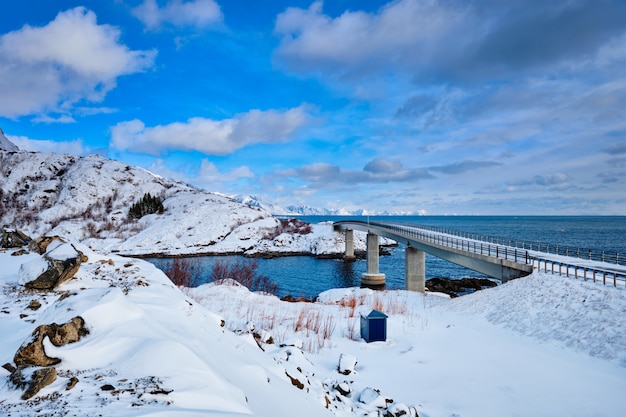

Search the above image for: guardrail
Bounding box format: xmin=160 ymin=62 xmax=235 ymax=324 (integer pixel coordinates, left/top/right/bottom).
xmin=531 ymin=256 xmax=626 ymax=288
xmin=368 ymin=221 xmax=531 ymax=264
xmin=391 ymin=223 xmax=623 ymax=265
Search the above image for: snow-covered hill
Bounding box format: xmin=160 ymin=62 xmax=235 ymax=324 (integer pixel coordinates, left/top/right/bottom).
xmin=1 ymin=242 xmax=624 ymax=417
xmin=0 ymin=138 xmax=368 ymax=257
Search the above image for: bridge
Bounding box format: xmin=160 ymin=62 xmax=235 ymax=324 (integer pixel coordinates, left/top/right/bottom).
xmin=333 ymin=220 xmax=626 ymax=292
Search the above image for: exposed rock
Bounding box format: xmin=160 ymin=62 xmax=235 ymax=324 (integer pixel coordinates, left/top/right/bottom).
xmin=20 ymin=243 xmax=87 ymax=290
xmin=333 ymin=381 xmax=351 ymax=396
xmin=101 ymin=384 xmax=115 ymax=391
xmin=285 ymin=371 xmax=304 ymax=389
xmin=28 ymin=236 xmax=65 ymax=255
xmin=14 ymin=316 xmax=89 ymax=367
xmin=0 ymin=228 xmax=31 ymax=248
xmin=426 ymin=277 xmax=497 ymax=298
xmin=27 ymin=300 xmax=42 ymax=310
xmin=358 ymin=387 xmax=392 ymax=409
xmin=338 ymin=353 xmax=357 ymax=375
xmin=2 ymin=362 xmax=16 ymax=373
xmin=9 ymin=366 xmax=57 ymax=400
xmin=66 ymin=376 xmax=79 ymax=390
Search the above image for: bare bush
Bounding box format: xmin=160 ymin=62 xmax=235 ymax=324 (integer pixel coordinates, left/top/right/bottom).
xmin=164 ymin=257 xmax=204 ymax=287
xmin=212 ymin=258 xmax=279 ymax=295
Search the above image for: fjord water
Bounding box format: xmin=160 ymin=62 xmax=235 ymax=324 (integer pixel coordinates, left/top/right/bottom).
xmin=151 ymin=216 xmax=626 ymax=299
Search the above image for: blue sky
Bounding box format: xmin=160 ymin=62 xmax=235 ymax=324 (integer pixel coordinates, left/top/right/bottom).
xmin=1 ymin=0 xmax=625 ymax=215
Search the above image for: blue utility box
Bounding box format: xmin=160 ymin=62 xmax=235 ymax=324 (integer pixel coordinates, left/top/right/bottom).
xmin=360 ymin=310 xmax=388 ymax=342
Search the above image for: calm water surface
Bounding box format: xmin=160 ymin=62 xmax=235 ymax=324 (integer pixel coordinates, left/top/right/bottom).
xmin=148 ymin=216 xmax=626 ymax=298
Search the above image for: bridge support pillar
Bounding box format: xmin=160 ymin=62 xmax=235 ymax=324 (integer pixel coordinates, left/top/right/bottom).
xmin=343 ymin=229 xmax=356 ymax=262
xmin=405 ymin=246 xmax=425 ymax=292
xmin=362 ymin=233 xmax=385 ymax=287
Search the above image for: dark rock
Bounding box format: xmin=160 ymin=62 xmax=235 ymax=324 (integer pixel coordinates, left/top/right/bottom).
xmin=22 ymin=243 xmax=87 ymax=290
xmin=10 ymin=366 xmax=57 ymax=400
xmin=1 ymin=228 xmax=31 ymax=248
xmin=101 ymin=384 xmax=116 ymax=391
xmin=27 ymin=300 xmax=42 ymax=310
xmin=28 ymin=236 xmax=65 ymax=255
xmin=2 ymin=362 xmax=16 ymax=373
xmin=426 ymin=277 xmax=497 ymax=298
xmin=14 ymin=316 xmax=89 ymax=367
xmin=66 ymin=376 xmax=79 ymax=390
xmin=285 ymin=371 xmax=304 ymax=390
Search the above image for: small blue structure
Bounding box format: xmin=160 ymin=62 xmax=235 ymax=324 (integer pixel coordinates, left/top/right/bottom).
xmin=360 ymin=310 xmax=388 ymax=342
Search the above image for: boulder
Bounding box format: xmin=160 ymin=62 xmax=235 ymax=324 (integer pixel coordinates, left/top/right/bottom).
xmin=19 ymin=243 xmax=87 ymax=290
xmin=28 ymin=236 xmax=65 ymax=255
xmin=338 ymin=353 xmax=357 ymax=375
xmin=426 ymin=277 xmax=497 ymax=297
xmin=9 ymin=366 xmax=57 ymax=400
xmin=0 ymin=228 xmax=31 ymax=248
xmin=14 ymin=316 xmax=89 ymax=367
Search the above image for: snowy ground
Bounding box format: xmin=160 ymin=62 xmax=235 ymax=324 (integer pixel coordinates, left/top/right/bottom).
xmin=1 ymin=244 xmax=625 ymax=417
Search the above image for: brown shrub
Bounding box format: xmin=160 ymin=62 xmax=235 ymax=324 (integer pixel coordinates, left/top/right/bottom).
xmin=212 ymin=258 xmax=279 ymax=295
xmin=164 ymin=257 xmax=204 ymax=287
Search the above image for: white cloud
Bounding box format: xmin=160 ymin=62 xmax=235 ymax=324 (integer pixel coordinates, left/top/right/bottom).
xmin=132 ymin=0 xmax=222 ymax=30
xmin=0 ymin=7 xmax=155 ymax=118
xmin=277 ymin=158 xmax=433 ymax=186
xmin=147 ymin=158 xmax=253 ymax=192
xmin=110 ymin=105 xmax=313 ymax=155
xmin=7 ymin=135 xmax=88 ymax=155
xmin=274 ymin=0 xmax=467 ymax=76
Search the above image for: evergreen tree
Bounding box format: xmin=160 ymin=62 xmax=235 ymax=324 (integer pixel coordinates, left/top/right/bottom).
xmin=129 ymin=193 xmax=164 ymax=219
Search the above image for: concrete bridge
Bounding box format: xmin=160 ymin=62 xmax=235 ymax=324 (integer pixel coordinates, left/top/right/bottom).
xmin=333 ymin=220 xmax=534 ymax=292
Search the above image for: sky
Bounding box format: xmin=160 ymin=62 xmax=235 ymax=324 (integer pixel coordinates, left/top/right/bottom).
xmin=0 ymin=0 xmax=625 ymax=215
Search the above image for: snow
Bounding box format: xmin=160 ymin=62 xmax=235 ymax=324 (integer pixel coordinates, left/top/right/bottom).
xmin=2 ymin=238 xmax=626 ymax=416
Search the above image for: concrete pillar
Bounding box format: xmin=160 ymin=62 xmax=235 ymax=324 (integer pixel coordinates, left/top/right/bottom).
xmin=405 ymin=246 xmax=425 ymax=292
xmin=343 ymin=229 xmax=356 ymax=262
xmin=362 ymin=233 xmax=385 ymax=287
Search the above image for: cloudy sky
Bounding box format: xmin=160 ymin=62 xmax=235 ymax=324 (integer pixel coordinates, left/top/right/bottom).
xmin=1 ymin=0 xmax=625 ymax=215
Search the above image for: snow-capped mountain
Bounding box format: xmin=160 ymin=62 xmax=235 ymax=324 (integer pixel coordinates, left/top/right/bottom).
xmin=0 ymin=135 xmax=369 ymax=257
xmin=232 ymin=195 xmax=429 ymax=217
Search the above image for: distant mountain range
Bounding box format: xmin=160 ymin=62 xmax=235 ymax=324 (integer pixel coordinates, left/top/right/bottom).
xmin=231 ymin=195 xmax=428 ymax=217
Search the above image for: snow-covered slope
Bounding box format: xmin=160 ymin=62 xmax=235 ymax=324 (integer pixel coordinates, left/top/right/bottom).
xmin=0 ymin=146 xmax=364 ymax=257
xmin=0 ymin=129 xmax=18 ymax=152
xmin=3 ymin=244 xmax=624 ymax=417
xmin=0 ymin=245 xmax=332 ymax=416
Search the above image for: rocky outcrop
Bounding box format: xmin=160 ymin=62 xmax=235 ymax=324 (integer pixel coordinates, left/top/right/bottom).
xmin=9 ymin=366 xmax=57 ymax=400
xmin=14 ymin=316 xmax=89 ymax=367
xmin=20 ymin=242 xmax=87 ymax=290
xmin=28 ymin=236 xmax=66 ymax=255
xmin=426 ymin=277 xmax=497 ymax=297
xmin=7 ymin=316 xmax=88 ymax=400
xmin=0 ymin=228 xmax=31 ymax=248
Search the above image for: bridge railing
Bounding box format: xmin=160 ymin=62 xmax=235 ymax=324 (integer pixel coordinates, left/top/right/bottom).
xmin=531 ymin=256 xmax=626 ymax=288
xmin=365 ymin=221 xmax=626 ymax=288
xmin=386 ymin=223 xmax=623 ymax=265
xmin=371 ymin=221 xmax=531 ymax=265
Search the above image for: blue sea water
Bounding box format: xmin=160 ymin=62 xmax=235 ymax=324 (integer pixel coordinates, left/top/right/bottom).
xmin=149 ymin=216 xmax=626 ymax=299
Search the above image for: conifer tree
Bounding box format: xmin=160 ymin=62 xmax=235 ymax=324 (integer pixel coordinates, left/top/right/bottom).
xmin=129 ymin=193 xmax=164 ymax=219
